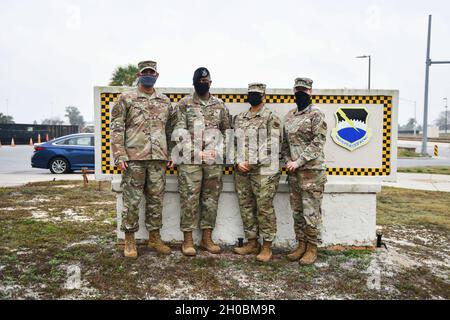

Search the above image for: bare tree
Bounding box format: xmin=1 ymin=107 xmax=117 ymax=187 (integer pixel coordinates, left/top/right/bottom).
xmin=41 ymin=117 xmax=64 ymax=125
xmin=434 ymin=111 xmax=449 ymax=130
xmin=65 ymin=106 xmax=85 ymax=127
xmin=0 ymin=112 xmax=14 ymax=124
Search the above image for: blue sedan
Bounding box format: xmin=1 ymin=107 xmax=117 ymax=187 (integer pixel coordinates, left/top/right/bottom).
xmin=31 ymin=133 xmax=95 ymax=174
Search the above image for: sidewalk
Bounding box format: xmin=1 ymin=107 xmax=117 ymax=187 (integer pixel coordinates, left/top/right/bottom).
xmin=383 ymin=173 xmax=450 ymax=192
xmin=0 ymin=173 xmax=95 ymax=187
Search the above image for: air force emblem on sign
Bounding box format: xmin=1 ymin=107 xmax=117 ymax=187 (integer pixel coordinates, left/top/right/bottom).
xmin=331 ymin=107 xmax=371 ymax=151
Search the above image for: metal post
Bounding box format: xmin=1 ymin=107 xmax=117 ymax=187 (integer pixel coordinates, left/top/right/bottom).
xmin=421 ymin=15 xmax=450 ymax=152
xmin=421 ymin=15 xmax=432 ymax=155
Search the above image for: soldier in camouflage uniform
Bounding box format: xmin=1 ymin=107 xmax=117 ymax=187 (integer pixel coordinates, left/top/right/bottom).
xmin=172 ymin=67 xmax=231 ymax=257
xmin=111 ymin=60 xmax=173 ymax=258
xmin=233 ymin=83 xmax=281 ymax=262
xmin=282 ymin=77 xmax=327 ymax=265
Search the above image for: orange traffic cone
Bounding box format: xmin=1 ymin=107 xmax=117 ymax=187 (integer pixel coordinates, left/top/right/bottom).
xmin=45 ymin=134 xmax=49 ymax=142
xmin=29 ymin=138 xmax=34 ymax=146
xmin=11 ymin=138 xmax=16 ymax=147
xmin=38 ymin=134 xmax=41 ymax=144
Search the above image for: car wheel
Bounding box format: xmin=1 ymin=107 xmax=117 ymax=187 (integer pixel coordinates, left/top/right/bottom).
xmin=49 ymin=158 xmax=70 ymax=174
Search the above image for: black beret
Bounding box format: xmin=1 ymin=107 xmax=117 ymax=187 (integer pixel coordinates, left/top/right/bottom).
xmin=193 ymin=67 xmax=210 ymax=83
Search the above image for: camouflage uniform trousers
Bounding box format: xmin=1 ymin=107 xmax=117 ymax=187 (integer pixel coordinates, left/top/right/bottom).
xmin=288 ymin=169 xmax=327 ymax=246
xmin=177 ymin=164 xmax=223 ymax=231
xmin=120 ymin=160 xmax=166 ymax=233
xmin=235 ymin=166 xmax=280 ymax=242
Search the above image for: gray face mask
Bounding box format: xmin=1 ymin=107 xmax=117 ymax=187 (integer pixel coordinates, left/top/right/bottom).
xmin=139 ymin=75 xmax=157 ymax=88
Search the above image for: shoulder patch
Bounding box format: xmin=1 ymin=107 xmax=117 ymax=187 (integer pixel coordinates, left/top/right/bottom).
xmin=111 ymin=102 xmax=123 ymax=118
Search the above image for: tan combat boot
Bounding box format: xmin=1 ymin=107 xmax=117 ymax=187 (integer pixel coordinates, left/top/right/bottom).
xmin=200 ymin=229 xmax=221 ymax=254
xmin=287 ymin=241 xmax=307 ymax=262
xmin=256 ymin=240 xmax=272 ymax=262
xmin=124 ymin=232 xmax=138 ymax=259
xmin=182 ymin=231 xmax=196 ymax=257
xmin=148 ymin=230 xmax=171 ymax=255
xmin=299 ymin=242 xmax=318 ymax=265
xmin=233 ymin=239 xmax=259 ymax=255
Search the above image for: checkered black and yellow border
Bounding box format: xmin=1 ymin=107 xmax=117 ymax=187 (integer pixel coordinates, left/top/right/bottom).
xmin=100 ymin=93 xmax=392 ymax=176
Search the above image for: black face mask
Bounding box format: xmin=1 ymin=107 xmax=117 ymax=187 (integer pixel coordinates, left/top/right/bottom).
xmin=194 ymin=82 xmax=210 ymax=96
xmin=295 ymin=91 xmax=311 ymax=111
xmin=247 ymin=92 xmax=263 ymax=107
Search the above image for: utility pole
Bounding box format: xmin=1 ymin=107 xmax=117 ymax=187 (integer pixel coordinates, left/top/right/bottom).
xmin=421 ymin=15 xmax=450 ymax=154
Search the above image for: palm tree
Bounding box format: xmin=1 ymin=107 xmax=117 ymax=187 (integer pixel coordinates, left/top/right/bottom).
xmin=109 ymin=64 xmax=138 ymax=86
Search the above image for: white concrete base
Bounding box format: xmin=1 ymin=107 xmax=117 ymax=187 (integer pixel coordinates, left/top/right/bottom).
xmin=113 ymin=177 xmax=380 ymax=248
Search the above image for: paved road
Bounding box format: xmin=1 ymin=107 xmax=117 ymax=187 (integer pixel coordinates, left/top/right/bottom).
xmin=398 ymin=140 xmax=450 ymax=157
xmin=398 ymin=139 xmax=450 ymax=167
xmin=0 ymin=145 xmax=91 ymax=187
xmin=398 ymin=158 xmax=450 ymax=167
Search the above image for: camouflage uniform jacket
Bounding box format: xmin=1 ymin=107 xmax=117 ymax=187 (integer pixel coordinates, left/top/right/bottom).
xmin=173 ymin=93 xmax=231 ymax=162
xmin=282 ymin=104 xmax=327 ymax=170
xmin=110 ymin=88 xmax=172 ymax=165
xmin=233 ymin=106 xmax=281 ymax=166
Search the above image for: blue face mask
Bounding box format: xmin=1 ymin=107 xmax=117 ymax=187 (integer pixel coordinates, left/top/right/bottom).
xmin=139 ymin=75 xmax=157 ymax=88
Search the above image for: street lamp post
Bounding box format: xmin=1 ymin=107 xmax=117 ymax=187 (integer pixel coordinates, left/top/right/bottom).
xmin=414 ymin=100 xmax=417 ymax=136
xmin=356 ymin=55 xmax=371 ymax=90
xmin=445 ymin=97 xmax=448 ymax=134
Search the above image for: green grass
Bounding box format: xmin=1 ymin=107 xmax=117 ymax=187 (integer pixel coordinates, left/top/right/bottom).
xmin=377 ymin=187 xmax=450 ymax=229
xmin=398 ymin=166 xmax=450 ymax=175
xmin=397 ymin=149 xmax=426 ymax=158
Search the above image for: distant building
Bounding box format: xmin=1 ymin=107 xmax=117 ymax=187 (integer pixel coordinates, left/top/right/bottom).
xmin=81 ymin=121 xmax=94 ymax=133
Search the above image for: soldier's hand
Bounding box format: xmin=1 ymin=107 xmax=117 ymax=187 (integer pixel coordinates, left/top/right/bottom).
xmin=207 ymin=150 xmax=217 ymax=159
xmin=119 ymin=161 xmax=129 ymax=170
xmin=167 ymin=160 xmax=174 ymax=169
xmin=200 ymin=150 xmax=216 ymax=160
xmin=237 ymin=162 xmax=250 ymax=173
xmin=286 ymin=160 xmax=299 ymax=172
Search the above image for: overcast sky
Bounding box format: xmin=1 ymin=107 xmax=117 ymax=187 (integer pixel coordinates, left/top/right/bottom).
xmin=0 ymin=0 xmax=449 ymax=126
